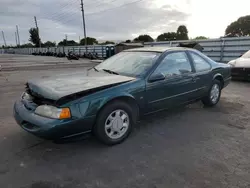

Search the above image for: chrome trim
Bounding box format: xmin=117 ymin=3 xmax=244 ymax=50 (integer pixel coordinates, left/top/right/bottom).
xmin=224 ymin=77 xmax=231 ymax=82
xmin=149 ymin=86 xmax=206 ymax=104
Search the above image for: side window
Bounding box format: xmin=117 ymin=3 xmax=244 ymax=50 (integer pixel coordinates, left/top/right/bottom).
xmin=190 ymin=52 xmax=211 ymax=72
xmin=153 ymin=52 xmax=192 ymax=78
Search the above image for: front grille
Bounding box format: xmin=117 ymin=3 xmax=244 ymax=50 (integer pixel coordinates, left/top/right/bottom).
xmin=21 ymin=121 xmax=39 ymax=130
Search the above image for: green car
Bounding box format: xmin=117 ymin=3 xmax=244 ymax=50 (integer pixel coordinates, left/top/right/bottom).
xmin=13 ymin=47 xmax=231 ymax=145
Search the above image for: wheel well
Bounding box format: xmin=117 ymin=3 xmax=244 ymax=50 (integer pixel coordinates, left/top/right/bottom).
xmin=214 ymin=75 xmax=224 ymax=88
xmin=98 ymin=96 xmax=140 ymax=122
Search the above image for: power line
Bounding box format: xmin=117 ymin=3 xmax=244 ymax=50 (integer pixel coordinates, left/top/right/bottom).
xmin=84 ymin=0 xmax=102 ymax=6
xmin=40 ymin=1 xmax=79 ymax=20
xmin=85 ymin=0 xmax=120 ymax=8
xmin=38 ymin=16 xmax=82 ymax=30
xmin=85 ymin=0 xmax=145 ymax=16
xmin=33 ymin=0 xmax=128 ymax=27
xmin=1 ymin=0 xmax=146 ymax=43
xmin=39 ymin=11 xmax=80 ymax=25
xmin=36 ymin=0 xmax=122 ymax=22
xmin=32 ymin=0 xmax=79 ymax=18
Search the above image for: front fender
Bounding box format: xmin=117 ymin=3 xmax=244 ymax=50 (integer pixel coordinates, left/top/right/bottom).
xmin=213 ymin=73 xmax=223 ymax=80
xmin=84 ymin=92 xmax=136 ymax=117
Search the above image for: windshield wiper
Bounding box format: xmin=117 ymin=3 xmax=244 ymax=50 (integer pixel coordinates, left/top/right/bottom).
xmin=102 ymin=69 xmax=119 ymax=75
xmin=87 ymin=66 xmax=99 ymax=72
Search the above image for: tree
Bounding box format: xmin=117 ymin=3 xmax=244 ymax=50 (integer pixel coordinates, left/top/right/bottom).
xmin=80 ymin=37 xmax=98 ymax=45
xmin=225 ymin=15 xmax=250 ymax=37
xmin=29 ymin=28 xmax=40 ymax=47
xmin=156 ymin=25 xmax=189 ymax=42
xmin=194 ymin=36 xmax=208 ymax=40
xmin=99 ymin=41 xmax=115 ymax=45
xmin=176 ymin=25 xmax=189 ymax=40
xmin=157 ymin=32 xmax=177 ymax=41
xmin=125 ymin=40 xmax=131 ymax=43
xmin=20 ymin=43 xmax=34 ymax=48
xmin=43 ymin=41 xmax=56 ymax=47
xmin=58 ymin=39 xmax=78 ymax=46
xmin=133 ymin=35 xmax=154 ymax=42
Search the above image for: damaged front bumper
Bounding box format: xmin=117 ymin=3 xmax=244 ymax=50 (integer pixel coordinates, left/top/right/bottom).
xmin=13 ymin=100 xmax=95 ymax=140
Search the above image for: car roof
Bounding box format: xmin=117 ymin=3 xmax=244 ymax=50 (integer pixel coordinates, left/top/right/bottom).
xmin=124 ymin=46 xmax=189 ymax=53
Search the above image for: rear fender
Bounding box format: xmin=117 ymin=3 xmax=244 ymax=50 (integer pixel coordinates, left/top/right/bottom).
xmin=213 ymin=73 xmax=224 ymax=88
xmin=213 ymin=73 xmax=223 ymax=80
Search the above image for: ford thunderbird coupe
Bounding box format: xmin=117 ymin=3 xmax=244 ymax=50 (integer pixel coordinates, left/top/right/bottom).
xmin=14 ymin=47 xmax=231 ymax=145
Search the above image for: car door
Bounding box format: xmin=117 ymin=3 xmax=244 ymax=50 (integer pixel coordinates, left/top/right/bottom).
xmin=187 ymin=51 xmax=213 ymax=97
xmin=145 ymin=51 xmax=198 ymax=113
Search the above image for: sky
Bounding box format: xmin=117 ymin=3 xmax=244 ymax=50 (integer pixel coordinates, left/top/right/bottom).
xmin=0 ymin=0 xmax=250 ymax=46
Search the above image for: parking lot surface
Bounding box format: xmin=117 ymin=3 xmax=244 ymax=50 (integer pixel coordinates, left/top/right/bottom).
xmin=0 ymin=54 xmax=96 ymax=71
xmin=0 ymin=57 xmax=250 ymax=188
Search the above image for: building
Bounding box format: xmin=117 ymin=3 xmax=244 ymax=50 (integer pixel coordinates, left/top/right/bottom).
xmin=115 ymin=43 xmax=144 ymax=53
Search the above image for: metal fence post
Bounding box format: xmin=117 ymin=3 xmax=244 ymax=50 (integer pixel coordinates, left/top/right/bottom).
xmin=220 ymin=39 xmax=225 ymax=62
xmin=102 ymin=46 xmax=104 ymax=58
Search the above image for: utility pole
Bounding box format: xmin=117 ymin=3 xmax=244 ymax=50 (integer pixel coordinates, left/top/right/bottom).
xmin=34 ymin=16 xmax=41 ymax=48
xmin=80 ymin=0 xmax=87 ymax=51
xmin=16 ymin=25 xmax=20 ymax=46
xmin=15 ymin=32 xmax=18 ymax=46
xmin=65 ymin=34 xmax=67 ymax=45
xmin=1 ymin=31 xmax=7 ymax=46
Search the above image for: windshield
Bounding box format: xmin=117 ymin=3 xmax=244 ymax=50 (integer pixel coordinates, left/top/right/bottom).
xmin=95 ymin=51 xmax=161 ymax=77
xmin=242 ymin=50 xmax=250 ymax=58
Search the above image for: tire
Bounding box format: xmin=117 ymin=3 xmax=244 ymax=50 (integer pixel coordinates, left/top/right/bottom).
xmin=94 ymin=100 xmax=135 ymax=145
xmin=202 ymin=79 xmax=222 ymax=107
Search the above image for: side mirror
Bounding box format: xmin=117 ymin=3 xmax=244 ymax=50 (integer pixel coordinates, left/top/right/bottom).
xmin=149 ymin=72 xmax=165 ymax=82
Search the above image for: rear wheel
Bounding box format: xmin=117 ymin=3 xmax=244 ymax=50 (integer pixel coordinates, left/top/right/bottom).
xmin=202 ymin=80 xmax=221 ymax=107
xmin=94 ymin=101 xmax=135 ymax=145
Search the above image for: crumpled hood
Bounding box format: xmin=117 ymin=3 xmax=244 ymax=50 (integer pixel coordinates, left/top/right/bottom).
xmin=26 ymin=70 xmax=135 ymax=101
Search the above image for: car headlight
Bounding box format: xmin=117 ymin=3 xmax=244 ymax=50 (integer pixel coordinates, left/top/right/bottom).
xmin=21 ymin=92 xmax=32 ymax=100
xmin=35 ymin=105 xmax=71 ymax=119
xmin=228 ymin=60 xmax=236 ymax=67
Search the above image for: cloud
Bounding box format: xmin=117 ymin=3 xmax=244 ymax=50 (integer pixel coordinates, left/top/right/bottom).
xmin=0 ymin=0 xmax=190 ymax=45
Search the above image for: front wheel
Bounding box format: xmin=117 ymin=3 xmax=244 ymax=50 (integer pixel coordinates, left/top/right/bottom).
xmin=202 ymin=80 xmax=221 ymax=107
xmin=94 ymin=101 xmax=135 ymax=145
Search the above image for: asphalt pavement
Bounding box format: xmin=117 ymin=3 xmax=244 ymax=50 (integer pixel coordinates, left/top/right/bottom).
xmin=0 ymin=55 xmax=250 ymax=188
xmin=0 ymin=54 xmax=97 ymax=71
